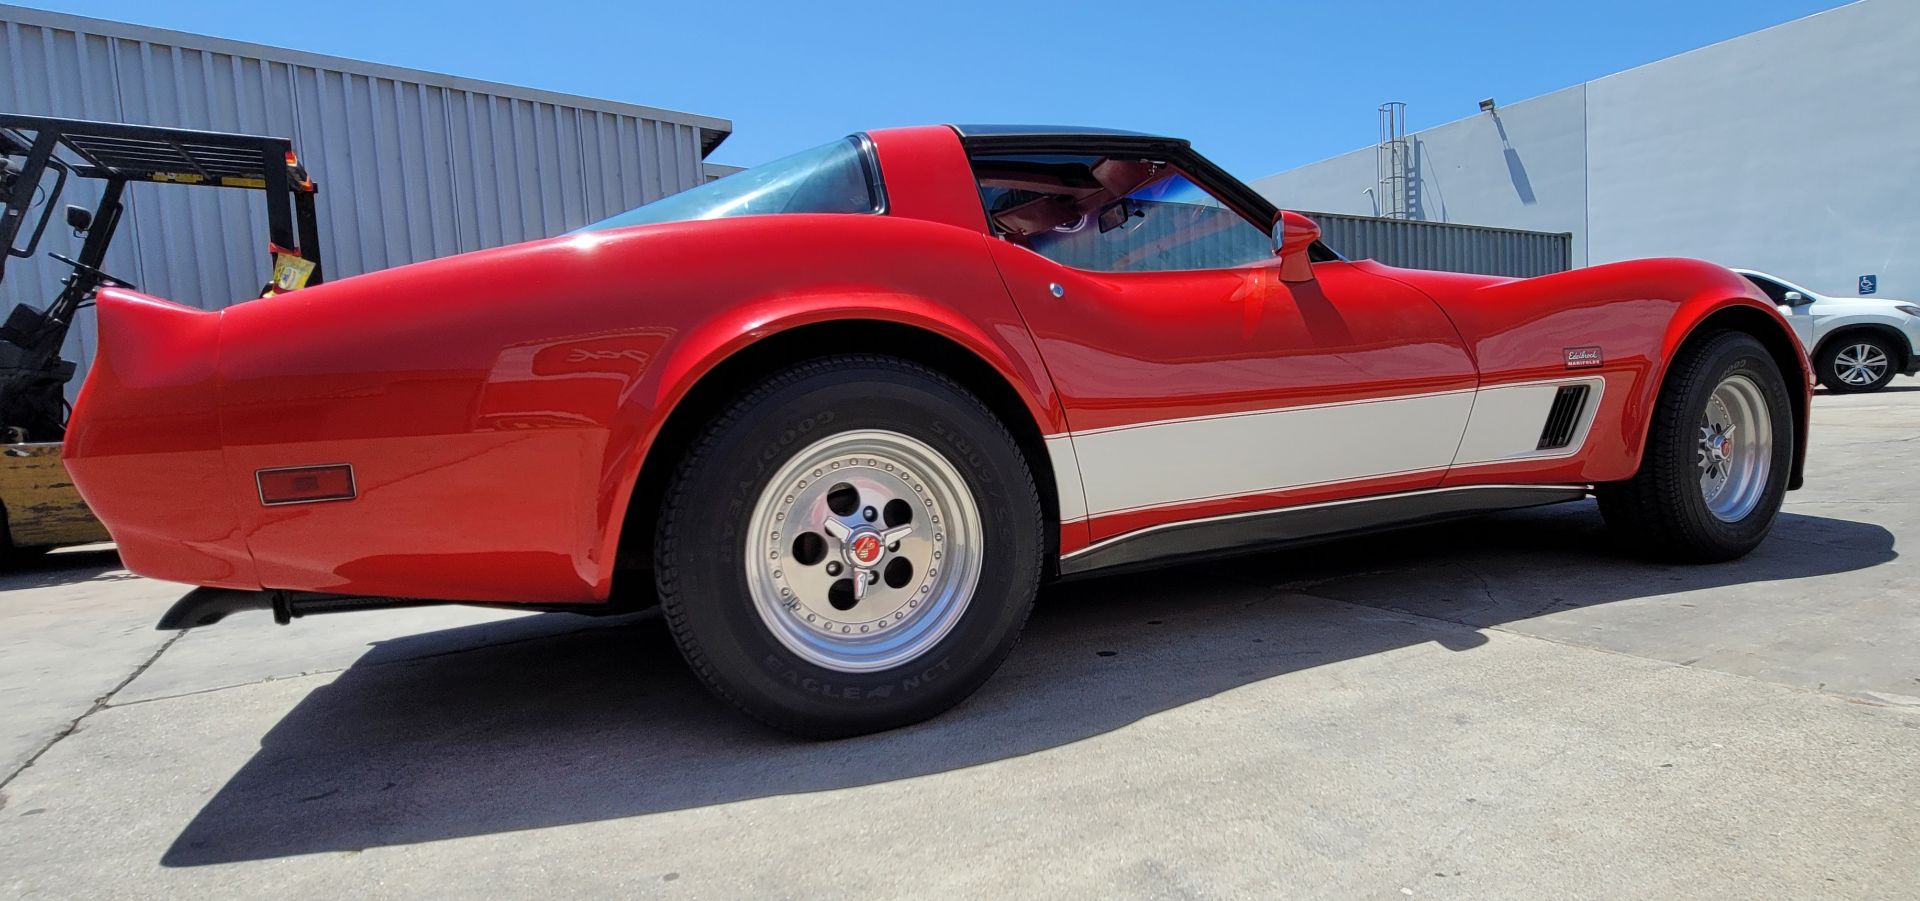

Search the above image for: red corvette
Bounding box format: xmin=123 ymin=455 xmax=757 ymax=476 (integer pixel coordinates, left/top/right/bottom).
xmin=65 ymin=125 xmax=1811 ymax=736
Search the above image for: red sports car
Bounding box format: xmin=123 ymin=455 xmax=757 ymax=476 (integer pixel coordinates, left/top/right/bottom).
xmin=65 ymin=125 xmax=1811 ymax=736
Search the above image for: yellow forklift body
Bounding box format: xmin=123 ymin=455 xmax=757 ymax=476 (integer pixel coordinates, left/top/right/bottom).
xmin=2 ymin=442 xmax=109 ymax=549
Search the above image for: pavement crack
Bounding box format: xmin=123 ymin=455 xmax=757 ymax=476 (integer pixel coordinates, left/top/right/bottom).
xmin=105 ymin=665 xmax=358 ymax=708
xmin=0 ymin=629 xmax=186 ymax=793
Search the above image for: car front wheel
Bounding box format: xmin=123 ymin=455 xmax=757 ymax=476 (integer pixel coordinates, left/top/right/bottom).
xmin=655 ymin=355 xmax=1043 ymax=737
xmin=1598 ymin=331 xmax=1794 ymax=562
xmin=1816 ymin=334 xmax=1897 ymax=393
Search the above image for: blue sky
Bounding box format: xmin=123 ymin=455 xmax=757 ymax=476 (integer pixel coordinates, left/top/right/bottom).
xmin=30 ymin=0 xmax=1845 ymax=177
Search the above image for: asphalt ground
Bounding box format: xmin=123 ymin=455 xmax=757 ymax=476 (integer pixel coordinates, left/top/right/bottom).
xmin=2 ymin=386 xmax=1916 ymax=899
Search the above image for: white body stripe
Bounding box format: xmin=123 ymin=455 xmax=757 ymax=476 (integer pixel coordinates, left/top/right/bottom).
xmin=1045 ymin=376 xmax=1605 ymax=522
xmin=1453 ymin=377 xmax=1605 ymax=466
xmin=1044 ymin=435 xmax=1090 ymax=522
xmin=1071 ymin=391 xmax=1475 ymax=517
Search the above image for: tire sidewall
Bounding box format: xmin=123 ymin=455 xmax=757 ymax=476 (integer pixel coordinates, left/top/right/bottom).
xmin=660 ymin=361 xmax=1040 ymax=733
xmin=1666 ymin=334 xmax=1794 ymax=547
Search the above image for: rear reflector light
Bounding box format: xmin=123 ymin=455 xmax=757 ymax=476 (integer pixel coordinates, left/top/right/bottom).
xmin=256 ymin=464 xmax=356 ymax=505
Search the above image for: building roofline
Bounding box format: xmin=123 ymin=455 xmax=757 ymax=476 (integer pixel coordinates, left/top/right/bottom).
xmin=0 ymin=3 xmax=733 ymax=155
xmin=1250 ymin=0 xmax=1865 ymax=182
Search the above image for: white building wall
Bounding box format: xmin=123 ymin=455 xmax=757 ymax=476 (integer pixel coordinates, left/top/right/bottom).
xmin=1253 ymin=0 xmax=1918 ymax=300
xmin=1583 ymin=0 xmax=1919 ymax=297
xmin=1255 ymin=86 xmax=1590 ymax=265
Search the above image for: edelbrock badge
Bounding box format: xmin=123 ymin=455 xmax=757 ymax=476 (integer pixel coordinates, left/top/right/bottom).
xmin=1564 ymin=346 xmax=1603 ymax=368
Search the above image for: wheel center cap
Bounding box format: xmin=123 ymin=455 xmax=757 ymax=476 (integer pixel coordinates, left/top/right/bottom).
xmin=848 ymin=530 xmax=884 ymax=567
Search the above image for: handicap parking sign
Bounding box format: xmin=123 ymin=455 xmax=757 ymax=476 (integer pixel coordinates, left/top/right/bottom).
xmin=1860 ymin=275 xmax=1877 ymax=295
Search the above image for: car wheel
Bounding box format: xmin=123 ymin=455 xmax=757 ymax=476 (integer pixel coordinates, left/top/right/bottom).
xmin=1816 ymin=333 xmax=1897 ymax=393
xmin=1597 ymin=331 xmax=1793 ymax=562
xmin=655 ymin=355 xmax=1043 ymax=737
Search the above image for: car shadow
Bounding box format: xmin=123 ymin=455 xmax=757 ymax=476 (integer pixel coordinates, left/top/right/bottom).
xmin=160 ymin=502 xmax=1896 ymax=866
xmin=1815 ymin=384 xmax=1920 ymax=395
xmin=0 ymin=545 xmax=132 ymax=589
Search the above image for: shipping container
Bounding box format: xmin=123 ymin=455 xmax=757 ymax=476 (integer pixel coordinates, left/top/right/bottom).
xmin=1306 ymin=211 xmax=1572 ymax=277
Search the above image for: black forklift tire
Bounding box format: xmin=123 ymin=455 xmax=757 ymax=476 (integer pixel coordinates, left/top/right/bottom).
xmin=0 ymin=503 xmax=50 ymax=567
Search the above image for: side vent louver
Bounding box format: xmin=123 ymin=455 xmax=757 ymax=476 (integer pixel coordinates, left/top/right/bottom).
xmin=1537 ymin=385 xmax=1591 ymax=450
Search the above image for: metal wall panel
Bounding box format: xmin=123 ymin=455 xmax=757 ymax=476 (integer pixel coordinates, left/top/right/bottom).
xmin=0 ymin=4 xmax=729 ymax=392
xmin=1307 ymin=211 xmax=1572 ymax=278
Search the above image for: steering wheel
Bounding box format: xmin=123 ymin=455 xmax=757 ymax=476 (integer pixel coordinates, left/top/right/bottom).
xmin=47 ymin=252 xmax=137 ymax=291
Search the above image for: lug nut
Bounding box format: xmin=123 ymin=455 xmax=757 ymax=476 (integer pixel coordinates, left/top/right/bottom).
xmin=862 ymin=506 xmax=878 ymax=522
xmin=826 ymin=561 xmax=842 ymax=576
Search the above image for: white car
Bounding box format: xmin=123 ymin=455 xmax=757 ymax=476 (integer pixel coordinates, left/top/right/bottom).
xmin=1736 ymin=269 xmax=1920 ymax=393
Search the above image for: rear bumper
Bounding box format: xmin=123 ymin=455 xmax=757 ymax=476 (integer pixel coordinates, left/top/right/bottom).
xmin=62 ymin=289 xmax=261 ymax=588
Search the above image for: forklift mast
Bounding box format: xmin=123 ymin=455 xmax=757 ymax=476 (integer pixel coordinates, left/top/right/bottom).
xmin=0 ymin=115 xmax=321 ymax=442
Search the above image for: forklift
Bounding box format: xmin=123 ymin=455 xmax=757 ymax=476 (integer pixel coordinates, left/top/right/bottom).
xmin=0 ymin=114 xmax=323 ymax=561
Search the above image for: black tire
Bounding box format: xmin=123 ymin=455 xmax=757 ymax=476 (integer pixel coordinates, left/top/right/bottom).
xmin=1815 ymin=332 xmax=1898 ymax=393
xmin=0 ymin=504 xmax=41 ymax=568
xmin=655 ymin=355 xmax=1043 ymax=738
xmin=1597 ymin=331 xmax=1794 ymax=562
xmin=0 ymin=545 xmax=52 ymax=568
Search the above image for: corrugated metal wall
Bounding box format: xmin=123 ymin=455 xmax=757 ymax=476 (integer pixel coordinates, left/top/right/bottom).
xmin=1306 ymin=211 xmax=1571 ymax=277
xmin=0 ymin=4 xmax=730 ymax=391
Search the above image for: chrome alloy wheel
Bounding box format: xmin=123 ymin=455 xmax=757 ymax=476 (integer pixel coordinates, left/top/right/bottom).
xmin=1833 ymin=343 xmax=1890 ymax=386
xmin=745 ymin=429 xmax=983 ymax=673
xmin=1697 ymin=373 xmax=1773 ymax=522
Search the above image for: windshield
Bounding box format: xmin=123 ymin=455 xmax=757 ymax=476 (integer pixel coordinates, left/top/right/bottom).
xmin=580 ymin=135 xmax=882 ymax=232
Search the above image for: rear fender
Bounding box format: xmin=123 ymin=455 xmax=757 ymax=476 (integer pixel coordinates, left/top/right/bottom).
xmin=1809 ymin=319 xmax=1915 ymax=365
xmin=62 ymin=289 xmax=257 ymax=586
xmin=591 ymin=272 xmax=1070 ymax=597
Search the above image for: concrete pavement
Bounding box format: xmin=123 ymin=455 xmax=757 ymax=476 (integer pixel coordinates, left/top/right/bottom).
xmin=2 ymin=387 xmax=1916 ymax=899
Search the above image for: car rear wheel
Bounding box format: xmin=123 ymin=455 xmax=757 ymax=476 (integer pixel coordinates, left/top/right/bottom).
xmin=655 ymin=355 xmax=1043 ymax=737
xmin=1816 ymin=334 xmax=1897 ymax=393
xmin=1597 ymin=331 xmax=1793 ymax=562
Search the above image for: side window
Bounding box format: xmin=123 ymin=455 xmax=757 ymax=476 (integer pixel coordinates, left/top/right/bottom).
xmin=972 ymin=154 xmax=1272 ymax=273
xmin=1743 ymin=275 xmax=1790 ymax=305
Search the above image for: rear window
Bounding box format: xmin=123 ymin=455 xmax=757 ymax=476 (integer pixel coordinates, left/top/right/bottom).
xmin=581 ymin=135 xmax=882 ymax=232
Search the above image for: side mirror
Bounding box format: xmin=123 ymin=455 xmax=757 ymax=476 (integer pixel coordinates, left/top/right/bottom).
xmin=1782 ymin=291 xmax=1809 ymax=306
xmin=64 ymin=204 xmax=92 ymax=234
xmin=1271 ymin=210 xmax=1320 ymax=283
